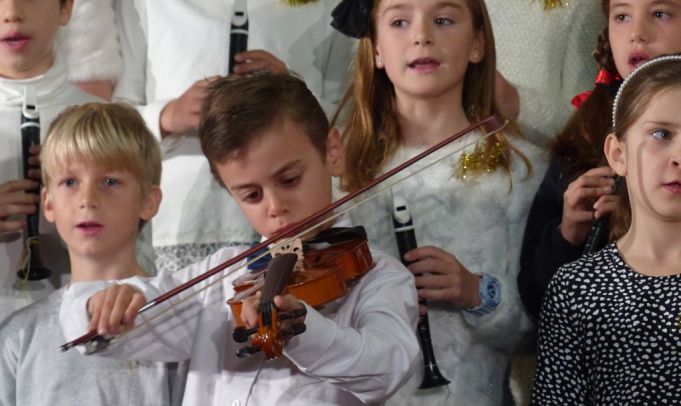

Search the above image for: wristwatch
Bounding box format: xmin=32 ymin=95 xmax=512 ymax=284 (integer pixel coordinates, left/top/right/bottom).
xmin=466 ymin=273 xmax=502 ymax=316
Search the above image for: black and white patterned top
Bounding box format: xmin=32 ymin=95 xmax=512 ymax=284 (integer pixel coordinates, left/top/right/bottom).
xmin=531 ymin=243 xmax=681 ymax=405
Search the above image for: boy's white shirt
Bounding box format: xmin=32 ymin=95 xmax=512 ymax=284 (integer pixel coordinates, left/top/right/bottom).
xmin=60 ymin=218 xmax=420 ymax=406
xmin=0 ymin=53 xmax=101 ymax=322
xmin=114 ymin=0 xmax=355 ymax=249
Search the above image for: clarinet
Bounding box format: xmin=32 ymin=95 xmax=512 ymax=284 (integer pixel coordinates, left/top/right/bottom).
xmin=16 ymin=86 xmax=51 ymax=281
xmin=228 ymin=0 xmax=249 ymax=74
xmin=391 ymin=188 xmax=450 ymax=389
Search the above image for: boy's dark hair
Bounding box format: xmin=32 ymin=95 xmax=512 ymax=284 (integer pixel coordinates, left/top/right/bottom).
xmin=199 ymin=73 xmax=329 ymax=186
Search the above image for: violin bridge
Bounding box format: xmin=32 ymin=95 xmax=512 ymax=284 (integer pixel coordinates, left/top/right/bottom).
xmin=271 ymin=238 xmax=304 ymax=272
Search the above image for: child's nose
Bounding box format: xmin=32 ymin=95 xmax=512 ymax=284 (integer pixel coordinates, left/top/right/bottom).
xmin=266 ymin=191 xmax=288 ymax=217
xmin=1 ymin=0 xmax=25 ymax=23
xmin=629 ymin=17 xmax=650 ymax=43
xmin=412 ymin=19 xmax=433 ymax=46
xmin=79 ymin=183 xmax=100 ymax=209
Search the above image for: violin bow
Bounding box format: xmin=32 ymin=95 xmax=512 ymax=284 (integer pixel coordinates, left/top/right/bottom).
xmin=60 ymin=115 xmax=507 ymax=353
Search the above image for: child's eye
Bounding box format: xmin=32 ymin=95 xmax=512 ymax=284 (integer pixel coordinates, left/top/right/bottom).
xmin=653 ymin=10 xmax=672 ymax=19
xmin=242 ymin=190 xmax=262 ymax=203
xmin=390 ymin=19 xmax=408 ymax=28
xmin=613 ymin=13 xmax=630 ymax=23
xmin=103 ymin=178 xmax=120 ymax=186
xmin=280 ymin=176 xmax=301 ymax=188
xmin=60 ymin=178 xmax=76 ymax=187
xmin=651 ymin=129 xmax=672 ymax=140
xmin=434 ymin=17 xmax=453 ymax=25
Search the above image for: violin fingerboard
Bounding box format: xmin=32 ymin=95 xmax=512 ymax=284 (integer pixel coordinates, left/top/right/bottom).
xmin=260 ymin=253 xmax=298 ymax=304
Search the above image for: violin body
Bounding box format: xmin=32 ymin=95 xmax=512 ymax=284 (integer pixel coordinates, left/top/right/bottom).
xmin=228 ymin=235 xmax=374 ymax=326
xmin=228 ymin=228 xmax=375 ymax=358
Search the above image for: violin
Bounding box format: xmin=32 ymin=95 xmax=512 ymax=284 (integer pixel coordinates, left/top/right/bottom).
xmin=60 ymin=115 xmax=505 ymax=355
xmin=229 ymin=226 xmax=374 ymax=359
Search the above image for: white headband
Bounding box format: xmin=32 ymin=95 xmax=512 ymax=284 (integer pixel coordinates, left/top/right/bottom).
xmin=612 ymin=54 xmax=681 ymax=130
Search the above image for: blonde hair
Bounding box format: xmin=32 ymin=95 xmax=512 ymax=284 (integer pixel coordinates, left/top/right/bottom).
xmin=42 ymin=102 xmax=161 ymax=196
xmin=333 ymin=0 xmax=527 ymax=192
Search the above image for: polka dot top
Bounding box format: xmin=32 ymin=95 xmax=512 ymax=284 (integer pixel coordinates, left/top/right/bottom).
xmin=531 ymin=243 xmax=681 ymax=405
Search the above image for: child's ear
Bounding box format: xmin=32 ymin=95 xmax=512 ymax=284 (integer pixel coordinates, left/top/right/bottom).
xmin=59 ymin=0 xmax=75 ymax=26
xmin=140 ymin=186 xmax=162 ymax=221
xmin=42 ymin=187 xmax=55 ymax=223
xmin=469 ymin=31 xmax=485 ymax=63
xmin=326 ymin=128 xmax=345 ymax=177
xmin=604 ymin=133 xmax=627 ymax=176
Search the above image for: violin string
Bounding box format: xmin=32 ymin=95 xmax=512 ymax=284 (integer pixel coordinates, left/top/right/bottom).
xmin=85 ymin=121 xmax=507 ymax=350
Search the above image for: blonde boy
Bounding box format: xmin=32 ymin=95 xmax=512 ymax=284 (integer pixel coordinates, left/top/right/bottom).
xmin=60 ymin=74 xmax=418 ymax=406
xmin=0 ymin=0 xmax=102 ymax=320
xmin=0 ymin=103 xmax=179 ymax=406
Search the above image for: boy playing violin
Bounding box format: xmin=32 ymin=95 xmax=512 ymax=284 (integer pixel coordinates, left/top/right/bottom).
xmin=60 ymin=73 xmax=419 ymax=406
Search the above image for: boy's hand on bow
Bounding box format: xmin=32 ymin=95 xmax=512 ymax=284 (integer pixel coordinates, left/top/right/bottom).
xmin=87 ymin=284 xmax=146 ymax=335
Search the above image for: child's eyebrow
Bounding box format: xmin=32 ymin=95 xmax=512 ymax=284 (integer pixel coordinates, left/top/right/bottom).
xmin=381 ymin=1 xmax=464 ymax=15
xmin=229 ymin=160 xmax=304 ymax=191
xmin=642 ymin=120 xmax=681 ymax=128
xmin=271 ymin=160 xmax=304 ymax=178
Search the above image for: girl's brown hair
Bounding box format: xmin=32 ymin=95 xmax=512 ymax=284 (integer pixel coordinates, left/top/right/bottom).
xmin=608 ymin=54 xmax=681 ymax=239
xmin=333 ymin=0 xmax=526 ymax=193
xmin=549 ymin=0 xmax=614 ymax=178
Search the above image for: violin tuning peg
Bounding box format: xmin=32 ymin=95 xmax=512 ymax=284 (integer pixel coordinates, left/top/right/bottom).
xmin=233 ymin=326 xmax=257 ymax=343
xmin=236 ymin=345 xmax=261 ymax=358
xmin=291 ymin=323 xmax=306 ymax=336
xmin=278 ymin=307 xmax=307 ymax=321
xmin=282 ymin=323 xmax=306 ymax=340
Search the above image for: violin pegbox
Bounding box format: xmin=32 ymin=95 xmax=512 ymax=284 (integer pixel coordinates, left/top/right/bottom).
xmin=271 ymin=238 xmax=305 ymax=272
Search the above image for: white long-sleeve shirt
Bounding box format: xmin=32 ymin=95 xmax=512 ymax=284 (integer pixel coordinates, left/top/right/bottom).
xmin=114 ymin=0 xmax=355 ymax=249
xmin=487 ymin=0 xmax=605 ymax=145
xmin=348 ymin=131 xmax=547 ymax=405
xmin=60 ymin=231 xmax=419 ymax=405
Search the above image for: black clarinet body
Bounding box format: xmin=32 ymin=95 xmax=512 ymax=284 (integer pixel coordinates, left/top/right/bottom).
xmin=582 ymin=176 xmax=622 ymax=256
xmin=17 ymin=86 xmax=51 ymax=281
xmin=228 ymin=0 xmax=249 ymax=74
xmin=391 ymin=189 xmax=450 ymax=389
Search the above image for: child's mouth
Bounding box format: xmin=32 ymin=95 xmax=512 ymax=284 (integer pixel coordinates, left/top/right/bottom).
xmin=1 ymin=33 xmax=30 ymax=51
xmin=408 ymin=58 xmax=441 ymax=72
xmin=76 ymin=221 xmax=104 ymax=235
xmin=628 ymin=53 xmax=649 ymax=69
xmin=663 ymin=182 xmax=681 ymax=193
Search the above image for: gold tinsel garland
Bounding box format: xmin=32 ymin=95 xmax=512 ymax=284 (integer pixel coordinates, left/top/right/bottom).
xmin=543 ymin=0 xmax=567 ymax=10
xmin=284 ymin=0 xmax=317 ymax=5
xmin=455 ymin=136 xmax=509 ymax=182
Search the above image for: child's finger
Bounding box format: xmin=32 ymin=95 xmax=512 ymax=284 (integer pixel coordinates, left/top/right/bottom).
xmin=0 ymin=179 xmax=39 ymax=195
xmin=98 ymin=286 xmax=124 ymax=334
xmin=124 ymin=292 xmax=146 ymax=326
xmin=403 ymin=245 xmax=451 ymax=263
xmin=87 ymin=292 xmax=104 ymax=331
xmin=108 ymin=287 xmax=139 ymax=333
xmin=0 ymin=219 xmax=26 ymax=233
